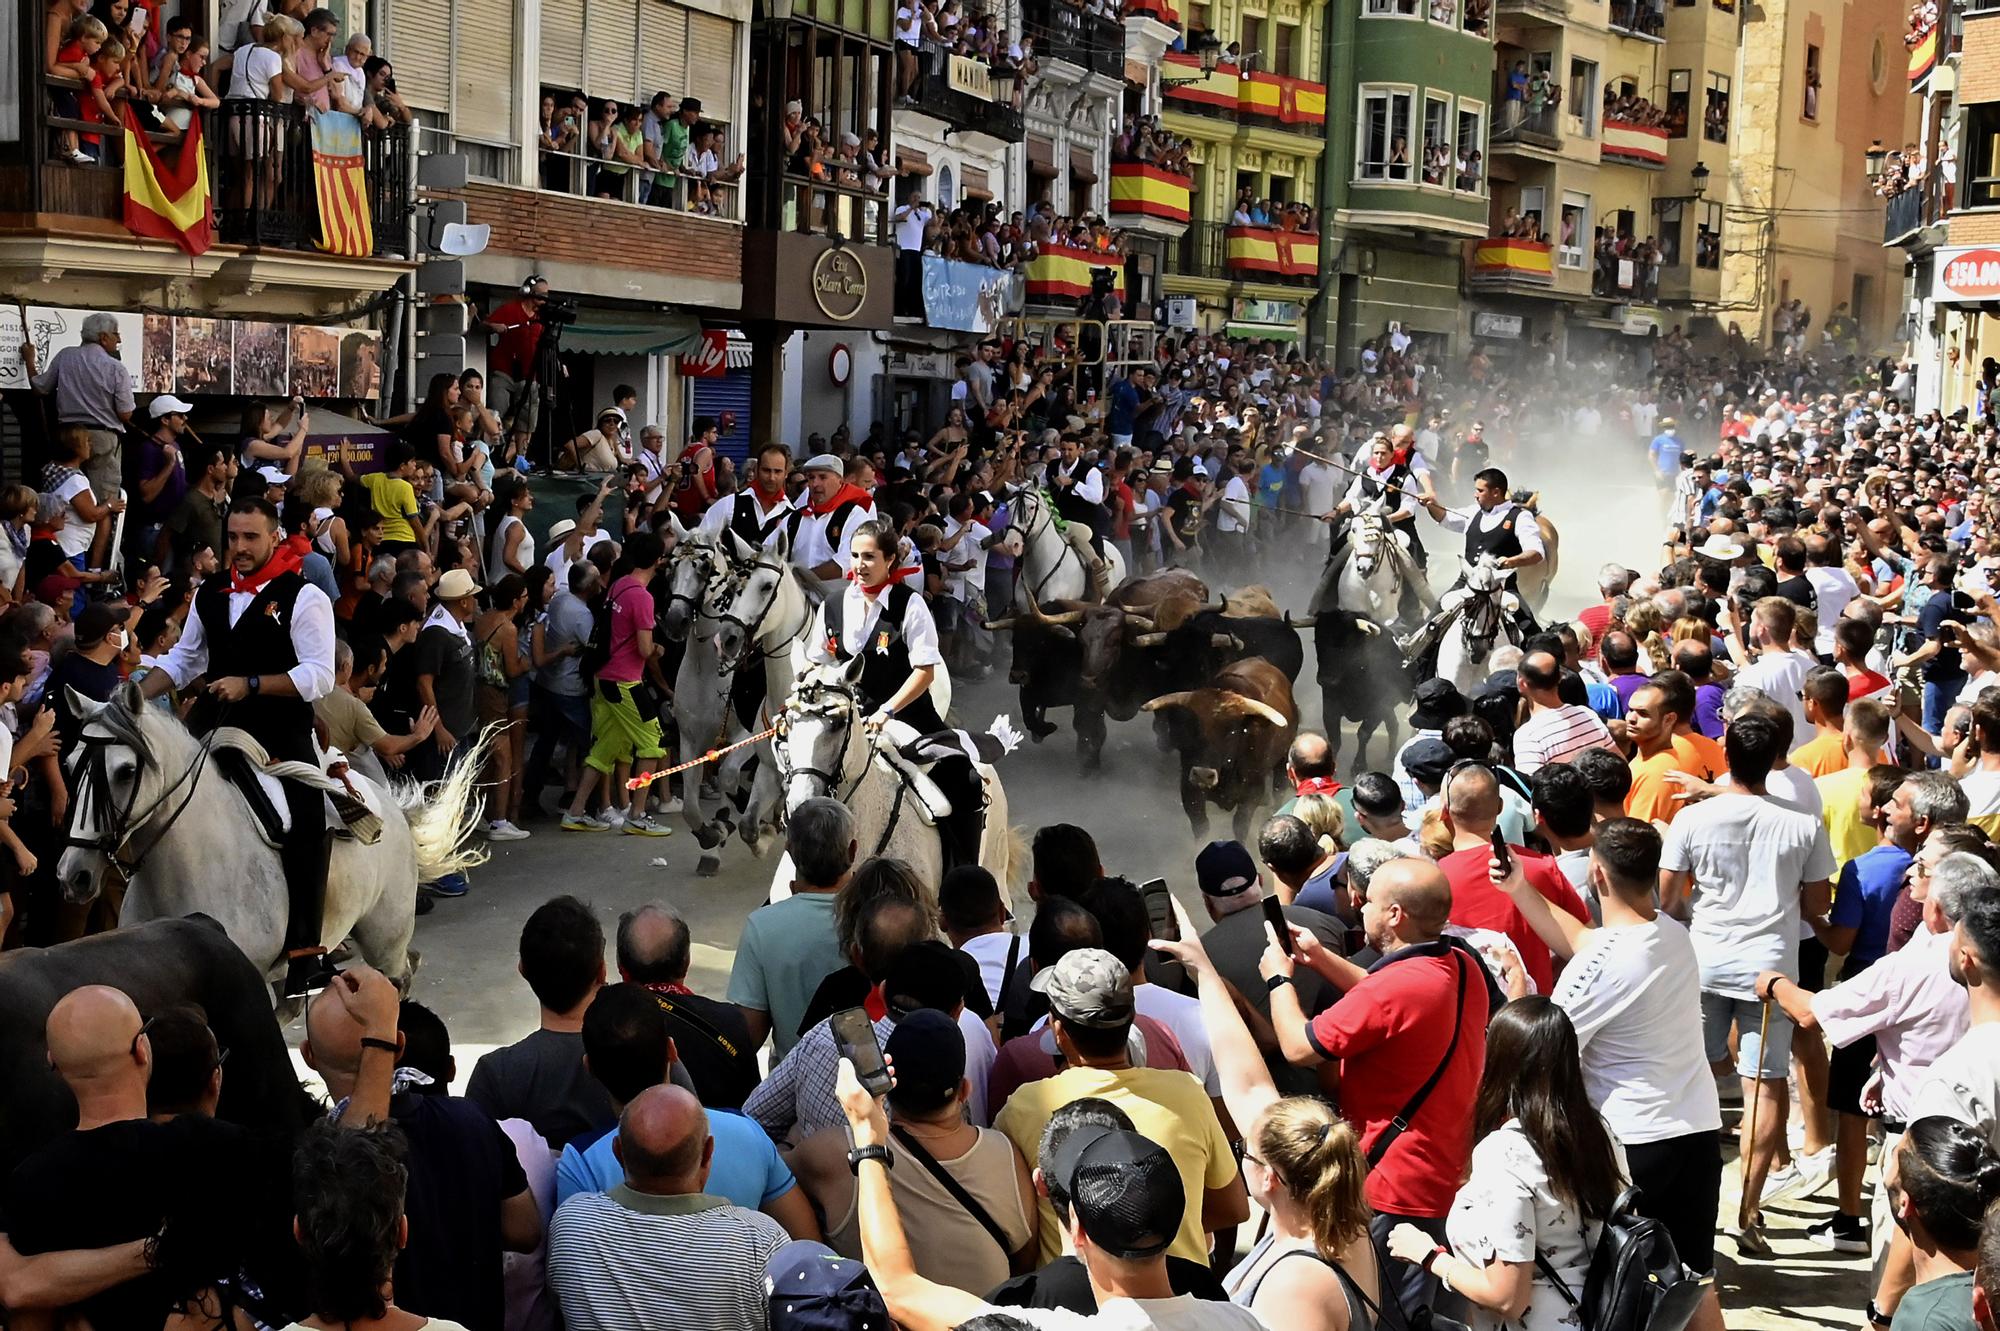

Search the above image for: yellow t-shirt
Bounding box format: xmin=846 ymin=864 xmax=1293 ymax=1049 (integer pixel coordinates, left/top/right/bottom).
xmin=1816 ymin=765 xmax=1875 ymax=871
xmin=1961 ymin=769 xmax=2000 ymax=839
xmin=992 ymin=1062 xmax=1238 ymax=1266
xmin=360 ymin=471 xmax=419 ymax=544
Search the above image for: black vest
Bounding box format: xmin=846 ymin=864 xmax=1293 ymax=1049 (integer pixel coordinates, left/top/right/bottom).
xmin=1463 ymin=504 xmax=1526 ymax=563
xmin=1049 ymin=457 xmax=1105 ymax=530
xmin=730 ymin=493 xmax=783 ymax=547
xmin=787 ymin=498 xmax=867 ymax=555
xmin=1358 ymin=463 xmax=1411 ymax=503
xmin=823 ymin=583 xmax=944 ymax=733
xmin=190 ymin=570 xmax=315 ymax=757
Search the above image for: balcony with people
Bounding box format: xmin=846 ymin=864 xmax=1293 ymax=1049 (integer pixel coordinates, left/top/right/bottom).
xmin=1600 ymin=88 xmax=1670 ymax=166
xmin=1159 ymin=33 xmax=1327 ymax=134
xmin=1021 ymin=0 xmax=1124 ymax=81
xmin=1875 ymin=139 xmax=1951 ymax=245
xmin=894 ymin=0 xmax=1033 ymax=141
xmin=533 ymin=90 xmax=749 ymax=222
xmin=17 ymin=3 xmax=414 ymax=276
xmin=1492 ymin=59 xmax=1564 ymax=151
xmin=1607 ymin=0 xmax=1666 ymax=37
xmin=1175 ymin=196 xmax=1318 ymax=288
xmin=1109 ymin=116 xmax=1193 ymax=231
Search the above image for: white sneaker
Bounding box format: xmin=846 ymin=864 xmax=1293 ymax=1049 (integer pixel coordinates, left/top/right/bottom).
xmin=623 ymin=813 xmax=673 ymax=837
xmin=1760 ymin=1146 xmax=1833 ymax=1206
xmin=652 ymin=794 xmax=684 ymax=816
xmin=487 ymin=819 xmax=530 ymax=842
xmin=593 ymin=807 xmax=626 ymax=830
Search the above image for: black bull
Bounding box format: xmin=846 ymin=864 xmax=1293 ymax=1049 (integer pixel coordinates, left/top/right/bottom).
xmin=0 ymin=915 xmax=317 ymax=1176
xmin=1007 ymin=609 xmax=1305 ymax=771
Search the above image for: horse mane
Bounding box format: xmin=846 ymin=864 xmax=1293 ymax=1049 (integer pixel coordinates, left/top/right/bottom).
xmin=79 ymin=688 xmax=178 ymax=771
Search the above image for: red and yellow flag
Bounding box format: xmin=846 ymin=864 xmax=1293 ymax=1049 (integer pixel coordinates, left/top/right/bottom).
xmin=122 ymin=103 xmax=212 ymax=256
xmin=311 ymin=110 xmax=374 ymax=257
xmin=1109 ymin=163 xmax=1192 ymax=222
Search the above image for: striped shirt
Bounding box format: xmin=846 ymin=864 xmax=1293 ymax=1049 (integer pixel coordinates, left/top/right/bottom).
xmin=1513 ymin=704 xmax=1617 ymax=775
xmin=548 ymin=1186 xmax=788 ymax=1331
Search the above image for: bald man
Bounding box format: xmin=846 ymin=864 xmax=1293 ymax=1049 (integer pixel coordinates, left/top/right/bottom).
xmin=1438 ymin=762 xmax=1592 ymax=994
xmin=1277 ymin=730 xmax=1357 ymax=826
xmin=1265 ymin=857 xmax=1494 ymax=1319
xmin=1 ymin=988 xmax=289 ymax=1328
xmin=304 ymin=976 xmax=540 ymax=1331
xmin=615 ymin=902 xmax=760 ymax=1110
xmin=549 ymin=1086 xmax=790 ymax=1331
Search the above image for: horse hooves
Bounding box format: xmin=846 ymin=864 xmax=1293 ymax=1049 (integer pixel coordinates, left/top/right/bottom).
xmin=1028 ymin=721 xmax=1057 ymax=741
xmin=693 ymin=825 xmax=724 ymax=850
xmin=696 ymin=853 xmax=723 ymax=877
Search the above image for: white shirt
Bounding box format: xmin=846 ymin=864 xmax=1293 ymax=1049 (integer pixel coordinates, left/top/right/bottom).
xmin=1552 ymin=915 xmax=1723 ymax=1144
xmin=1814 ymin=926 xmax=1970 ymax=1122
xmin=697 ymin=489 xmax=793 ymax=547
xmin=943 ymin=518 xmax=991 ymax=601
xmin=1048 ymin=457 xmax=1104 ymax=506
xmin=1735 ymin=651 xmax=1813 ymax=746
xmin=806 ymin=582 xmax=942 ymax=667
xmin=1133 ymin=983 xmax=1221 ymax=1096
xmin=1435 ymin=501 xmax=1546 ymax=558
xmin=1299 ymin=461 xmax=1340 ymax=515
xmin=47 ymin=471 xmax=96 ymax=558
xmin=792 ymin=496 xmax=875 ymax=585
xmin=159 ymin=577 xmax=337 ymax=702
xmin=328 ymin=54 xmax=366 ymax=113
xmin=1912 ymin=1022 xmax=2000 ymax=1152
xmin=227 ymin=43 xmax=285 ymax=100
xmin=1216 ymin=476 xmax=1251 ymax=534
xmin=893 ymin=203 xmax=934 ymax=251
xmin=1512 ymin=703 xmax=1616 ymax=775
xmin=1660 ymin=793 xmax=1835 ymax=1000
xmin=1340 ymin=466 xmax=1420 ymax=519
xmin=958 ymin=931 xmax=1019 ymax=1009
xmin=1805 ymin=565 xmax=1860 ymax=654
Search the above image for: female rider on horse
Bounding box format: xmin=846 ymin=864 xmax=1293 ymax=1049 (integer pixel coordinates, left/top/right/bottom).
xmin=803 ymin=521 xmax=981 ymax=869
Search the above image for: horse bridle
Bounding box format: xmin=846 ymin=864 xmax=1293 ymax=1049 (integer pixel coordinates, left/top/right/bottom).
xmin=1015 ymin=489 xmax=1085 ymax=603
xmin=709 ymin=557 xmax=791 ymax=673
xmin=664 ymin=542 xmax=733 ymax=620
xmin=774 ymin=682 xmax=874 ymax=806
xmin=64 ymin=720 xmax=222 ymax=878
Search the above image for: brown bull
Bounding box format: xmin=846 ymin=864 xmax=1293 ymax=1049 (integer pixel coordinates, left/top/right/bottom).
xmin=1142 ymin=657 xmax=1299 ymax=842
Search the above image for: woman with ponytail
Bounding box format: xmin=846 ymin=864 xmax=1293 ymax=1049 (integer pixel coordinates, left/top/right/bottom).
xmin=1883 ymin=1116 xmax=2000 ymax=1331
xmin=286 ymin=1120 xmax=472 ymax=1331
xmin=1148 ymin=930 xmax=1384 ymax=1331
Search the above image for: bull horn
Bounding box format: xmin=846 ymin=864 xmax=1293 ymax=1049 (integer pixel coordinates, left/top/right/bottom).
xmin=1043 ymin=610 xmax=1087 ymax=625
xmin=984 ymin=617 xmax=1021 ymax=631
xmin=1357 ymin=620 xmax=1381 ymax=636
xmin=1048 ymin=625 xmax=1077 ymax=640
xmin=1140 ymin=691 xmax=1197 ymax=714
xmin=1225 ymin=694 xmax=1291 ymax=727
xmin=1211 ymin=633 xmax=1244 ymax=650
xmin=1121 ymin=615 xmax=1156 ymax=633
xmin=1133 ymin=631 xmax=1169 ymax=647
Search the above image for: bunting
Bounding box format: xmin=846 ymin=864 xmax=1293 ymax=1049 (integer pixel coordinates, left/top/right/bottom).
xmin=121 ymin=103 xmax=212 ymax=256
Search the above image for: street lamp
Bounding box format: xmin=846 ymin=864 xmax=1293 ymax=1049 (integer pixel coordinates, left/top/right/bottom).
xmin=1864 ymin=139 xmax=1888 ymax=184
xmin=1690 ymin=160 xmax=1709 ymax=197
xmin=1161 ymin=31 xmax=1221 ymax=86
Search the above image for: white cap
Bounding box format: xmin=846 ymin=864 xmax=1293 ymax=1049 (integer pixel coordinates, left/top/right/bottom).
xmin=148 ymin=394 xmax=195 ymax=419
xmin=803 ymin=453 xmax=844 ymax=474
xmin=257 ymin=465 xmax=290 ymax=487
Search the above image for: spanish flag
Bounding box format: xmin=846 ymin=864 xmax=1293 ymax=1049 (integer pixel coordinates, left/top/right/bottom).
xmin=1472 ymin=238 xmax=1555 ymax=282
xmin=1908 ymin=25 xmax=1938 ymax=82
xmin=311 ymin=111 xmax=374 ymax=257
xmin=1109 ymin=163 xmax=1192 ymax=222
xmin=1026 ymin=243 xmax=1127 ymax=301
xmin=122 ymin=103 xmax=212 ymax=256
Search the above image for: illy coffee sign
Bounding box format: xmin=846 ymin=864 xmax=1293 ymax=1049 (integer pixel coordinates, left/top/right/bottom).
xmin=678 ymin=329 xmax=729 ymax=377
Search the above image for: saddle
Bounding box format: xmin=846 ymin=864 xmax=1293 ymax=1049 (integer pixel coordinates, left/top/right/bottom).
xmin=209 ymin=728 xmax=385 ymax=846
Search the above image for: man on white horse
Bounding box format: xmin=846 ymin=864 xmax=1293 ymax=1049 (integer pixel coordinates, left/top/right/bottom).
xmin=699 ymin=443 xmax=793 ymax=549
xmin=805 ymin=519 xmax=982 ymax=868
xmin=1311 ymin=434 xmax=1427 ymax=622
xmin=790 ymin=452 xmax=876 ymax=593
xmin=1418 ymin=465 xmax=1545 ymax=638
xmin=1041 ymin=434 xmax=1112 ymax=600
xmin=141 ymin=495 xmax=338 ymax=997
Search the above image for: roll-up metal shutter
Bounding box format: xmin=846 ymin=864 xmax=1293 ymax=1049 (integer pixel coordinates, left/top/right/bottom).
xmin=456 ymin=0 xmax=516 ymax=139
xmin=541 ymin=0 xmax=586 ymax=89
xmin=690 ymin=369 xmax=755 ymax=467
xmin=685 ymin=12 xmax=738 ymax=121
xmin=387 ymin=0 xmax=450 ymax=112
xmin=584 ymin=0 xmax=641 ymax=100
xmin=638 ymin=2 xmax=690 ymax=104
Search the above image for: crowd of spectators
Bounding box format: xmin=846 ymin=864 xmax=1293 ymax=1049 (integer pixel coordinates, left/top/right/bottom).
xmin=896 ymin=0 xmax=1039 ymax=111
xmin=535 ymin=89 xmax=744 ymax=214
xmin=1111 ymin=116 xmax=1192 ymax=175
xmin=1593 ymin=229 xmax=1664 ymax=301
xmin=1603 ymin=85 xmax=1670 ymax=128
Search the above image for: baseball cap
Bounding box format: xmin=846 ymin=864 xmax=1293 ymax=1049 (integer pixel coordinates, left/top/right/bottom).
xmin=257 ymin=465 xmax=291 ymax=488
xmin=148 ymin=394 xmax=195 ymax=419
xmin=679 ymin=96 xmax=702 ymax=113
xmin=803 ymin=453 xmax=844 ymax=474
xmin=765 ymin=1241 xmax=888 ymax=1331
xmin=1047 ymin=1126 xmax=1184 ymax=1259
xmin=1401 ymin=736 xmax=1456 ymax=787
xmin=1195 ymin=840 xmax=1256 ymax=897
xmin=73 ymin=600 xmax=131 ymax=648
xmin=883 ymin=1008 xmax=965 ymax=1112
xmin=879 ymin=939 xmax=965 ymax=1018
xmin=1029 ymin=947 xmax=1133 ymax=1029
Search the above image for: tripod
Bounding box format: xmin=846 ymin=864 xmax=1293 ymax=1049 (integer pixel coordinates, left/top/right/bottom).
xmin=523 ymin=319 xmax=569 ymax=471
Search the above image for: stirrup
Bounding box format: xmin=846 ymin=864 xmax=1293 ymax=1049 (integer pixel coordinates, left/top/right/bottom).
xmin=281 ymin=950 xmax=339 ymax=998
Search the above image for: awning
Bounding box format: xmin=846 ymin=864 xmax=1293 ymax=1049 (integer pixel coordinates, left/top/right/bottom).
xmin=1224 ymin=322 xmax=1300 ymax=341
xmin=899 ymin=146 xmax=930 ymax=171
xmin=562 ymin=309 xmax=706 ymax=356
xmin=1028 ymin=136 xmax=1058 ymax=178
xmin=963 ymin=166 xmax=992 ymax=200
xmin=1069 ymin=146 xmax=1099 ymax=185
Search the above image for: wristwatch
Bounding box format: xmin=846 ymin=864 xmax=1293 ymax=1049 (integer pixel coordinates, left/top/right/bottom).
xmin=847 ymin=1144 xmax=892 ymax=1175
xmin=1421 ymin=1245 xmax=1448 ymax=1274
xmin=247 ymin=675 xmax=262 ymax=695
xmin=1266 ymin=974 xmax=1294 ymax=993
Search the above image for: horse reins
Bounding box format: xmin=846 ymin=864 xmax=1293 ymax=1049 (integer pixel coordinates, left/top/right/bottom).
xmin=66 ymin=707 xmax=230 ymax=878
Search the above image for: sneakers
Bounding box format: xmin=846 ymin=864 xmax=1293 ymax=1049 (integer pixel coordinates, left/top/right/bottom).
xmin=593 ymin=807 xmax=627 ymax=831
xmin=651 ymin=794 xmax=684 ymax=816
xmin=561 ymin=813 xmax=606 ymax=832
xmin=1761 ymin=1146 xmax=1834 ymax=1206
xmin=487 ymin=819 xmax=530 ymax=842
xmin=623 ymin=813 xmax=673 ymax=837
xmin=425 ymin=872 xmax=469 ymax=898
xmin=1806 ymin=1214 xmax=1870 ymax=1254
xmin=1732 ymin=1224 xmax=1775 ymax=1259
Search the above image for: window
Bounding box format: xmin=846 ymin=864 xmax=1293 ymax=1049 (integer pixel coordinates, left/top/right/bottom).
xmin=1422 ymin=96 xmax=1451 ymax=185
xmin=1516 ymin=186 xmax=1546 ymax=240
xmin=1456 ymin=102 xmax=1484 ymax=190
xmin=1239 ymin=14 xmax=1263 ymax=67
xmin=1569 ymin=58 xmax=1597 ymax=135
xmin=1970 ymin=107 xmax=2000 ymax=209
xmin=1559 ymin=191 xmax=1589 ymax=268
xmin=939 ymin=163 xmax=955 ymax=209
xmin=1365 ymin=0 xmax=1420 ymax=18
xmin=1696 ymin=200 xmax=1722 ymax=267
xmin=1666 ymin=68 xmax=1690 ymax=137
xmin=1803 ymin=44 xmax=1821 ymax=120
xmin=1430 ymin=0 xmax=1459 ymax=28
xmin=1272 ymin=21 xmax=1297 ymax=74
xmin=1704 ymin=72 xmax=1730 ymax=143
xmin=1656 ymin=200 xmax=1683 ymax=265
xmin=1358 ymin=88 xmax=1414 ymax=180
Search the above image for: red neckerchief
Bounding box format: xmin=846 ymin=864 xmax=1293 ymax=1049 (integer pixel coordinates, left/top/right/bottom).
xmin=849 ymin=572 xmax=891 ymax=600
xmin=641 ymin=980 xmax=695 ymax=998
xmin=1295 ymin=776 xmax=1343 ymax=798
xmin=810 ymin=483 xmax=873 ymax=516
xmin=227 ymin=540 xmax=305 ymax=596
xmin=864 ymin=982 xmax=888 ymax=1021
xmin=752 ymin=485 xmax=787 ymax=508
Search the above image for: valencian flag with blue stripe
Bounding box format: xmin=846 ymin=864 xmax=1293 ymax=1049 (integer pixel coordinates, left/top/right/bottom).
xmin=121 ymin=103 xmax=212 ymax=255
xmin=311 ymin=110 xmax=374 ymax=257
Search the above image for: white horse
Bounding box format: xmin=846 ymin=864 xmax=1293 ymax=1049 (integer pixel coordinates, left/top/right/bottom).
xmin=1336 ymin=509 xmax=1419 ymax=631
xmin=55 ymin=682 xmax=484 ymax=997
xmin=767 ymin=666 xmax=1013 ymax=903
xmin=1431 ymin=556 xmax=1525 ymax=695
xmin=1007 ymin=487 xmax=1126 ymax=609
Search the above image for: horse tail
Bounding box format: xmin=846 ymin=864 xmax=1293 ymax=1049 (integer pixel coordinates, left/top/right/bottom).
xmin=396 ymin=726 xmax=495 ymax=883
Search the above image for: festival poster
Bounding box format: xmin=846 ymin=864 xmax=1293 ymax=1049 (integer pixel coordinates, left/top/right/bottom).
xmin=290 ymin=325 xmax=341 ymax=398
xmin=142 ymin=313 xmax=175 ymax=392
xmin=0 ymin=307 xmax=146 ymax=391
xmin=233 ymin=320 xmax=291 ymax=396
xmin=173 ymin=316 xmax=233 ymax=395
xmin=338 ymin=329 xmax=382 ymax=402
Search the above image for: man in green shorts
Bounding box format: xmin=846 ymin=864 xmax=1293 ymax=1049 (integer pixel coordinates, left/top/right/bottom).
xmin=562 ymin=529 xmax=673 ymax=835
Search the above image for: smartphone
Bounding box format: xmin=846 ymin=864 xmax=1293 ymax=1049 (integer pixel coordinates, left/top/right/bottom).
xmin=830 ymin=1006 xmax=892 ymax=1097
xmin=1140 ymin=877 xmax=1179 ymax=942
xmin=1490 ymin=826 xmax=1513 ymax=877
xmin=1261 ymin=895 xmax=1293 ymax=956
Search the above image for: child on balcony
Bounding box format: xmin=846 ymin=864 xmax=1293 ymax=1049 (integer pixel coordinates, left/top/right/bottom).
xmin=77 ymin=38 xmax=128 ymax=164
xmin=49 ymin=13 xmax=106 ymax=163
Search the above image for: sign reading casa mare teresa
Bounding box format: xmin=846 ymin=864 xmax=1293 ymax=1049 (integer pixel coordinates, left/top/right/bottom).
xmin=1933 ymin=247 xmax=2000 ymax=303
xmin=811 ymin=247 xmax=870 ymax=321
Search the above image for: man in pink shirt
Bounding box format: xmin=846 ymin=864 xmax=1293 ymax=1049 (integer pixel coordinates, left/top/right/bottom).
xmin=295 ymin=8 xmax=340 ymax=112
xmin=562 ymin=530 xmax=673 ymax=836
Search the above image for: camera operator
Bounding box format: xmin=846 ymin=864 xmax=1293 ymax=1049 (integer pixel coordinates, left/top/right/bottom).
xmin=477 ymin=276 xmax=555 ymax=464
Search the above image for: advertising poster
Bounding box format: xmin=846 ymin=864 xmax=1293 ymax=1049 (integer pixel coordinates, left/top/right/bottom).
xmin=291 ymin=325 xmax=341 ymax=398
xmin=174 ymin=316 xmax=233 ymax=395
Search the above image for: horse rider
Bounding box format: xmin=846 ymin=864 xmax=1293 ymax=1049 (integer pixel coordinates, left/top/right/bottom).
xmin=805 ymin=519 xmax=981 ymax=869
xmin=1418 ymin=465 xmax=1545 ymax=632
xmin=789 ymin=452 xmax=876 ymax=592
xmin=1319 ymin=433 xmax=1429 ymax=622
xmin=141 ymin=495 xmax=338 ymax=997
xmin=699 ymin=442 xmax=793 ymax=549
xmin=1041 ymin=433 xmax=1112 ymax=598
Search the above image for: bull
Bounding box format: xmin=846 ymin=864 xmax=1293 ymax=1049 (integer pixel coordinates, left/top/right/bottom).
xmin=1142 ymin=657 xmax=1300 ymax=842
xmin=1303 ymin=609 xmax=1412 ymax=773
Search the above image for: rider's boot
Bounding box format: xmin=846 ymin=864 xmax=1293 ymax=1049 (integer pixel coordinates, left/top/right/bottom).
xmin=282 ymin=830 xmax=338 ymax=997
xmin=1064 ymin=524 xmax=1111 ymax=601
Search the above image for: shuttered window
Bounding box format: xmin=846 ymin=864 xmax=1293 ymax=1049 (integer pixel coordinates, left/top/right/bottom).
xmin=638 ymin=2 xmax=690 ymax=103
xmin=541 ymin=0 xmax=586 ymax=89
xmin=584 ymin=0 xmax=642 ymax=100
xmin=685 ymin=11 xmax=737 ymax=120
xmin=387 ymin=0 xmax=450 ymax=112
xmin=456 ymin=0 xmax=516 ymax=141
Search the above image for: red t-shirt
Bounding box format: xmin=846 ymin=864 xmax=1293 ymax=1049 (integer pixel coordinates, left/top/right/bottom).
xmin=1847 ymin=668 xmax=1892 ymax=700
xmin=1576 ymin=602 xmax=1612 ymax=659
xmin=485 ymin=299 xmax=543 ymax=379
xmin=1307 ymin=944 xmax=1490 ymax=1218
xmin=1438 ymin=845 xmax=1592 ymax=994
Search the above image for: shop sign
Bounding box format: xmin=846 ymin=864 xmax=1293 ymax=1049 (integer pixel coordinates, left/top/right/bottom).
xmin=1934 ymin=247 xmax=2000 ymax=303
xmin=887 ymin=350 xmax=954 ymax=378
xmin=812 ymin=247 xmax=870 ymax=322
xmin=1164 ymin=296 xmax=1198 ymax=329
xmin=947 ymin=55 xmax=993 ymax=98
xmin=678 ymin=329 xmax=729 ymax=377
xmin=920 ymin=255 xmax=1020 ymax=334
xmin=1472 ymin=312 xmax=1523 ymax=340
xmin=1231 ymin=297 xmax=1300 ymax=325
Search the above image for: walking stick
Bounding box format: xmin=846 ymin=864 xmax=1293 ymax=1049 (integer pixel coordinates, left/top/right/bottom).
xmin=1738 ymin=995 xmax=1773 ymax=1233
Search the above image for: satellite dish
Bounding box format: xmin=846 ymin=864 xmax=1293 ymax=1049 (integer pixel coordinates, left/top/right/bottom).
xmin=436 ymin=221 xmax=491 ymax=257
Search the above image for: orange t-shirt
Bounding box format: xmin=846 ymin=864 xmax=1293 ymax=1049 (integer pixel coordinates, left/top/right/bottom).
xmin=1628 ymin=746 xmax=1701 ymax=826
xmin=1673 ymin=731 xmax=1725 ymax=780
